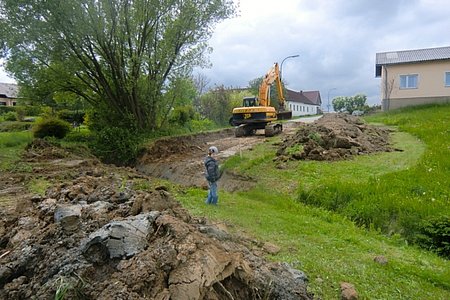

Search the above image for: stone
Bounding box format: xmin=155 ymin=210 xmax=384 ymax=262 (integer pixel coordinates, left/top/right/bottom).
xmin=340 ymin=282 xmax=358 ymax=300
xmin=82 ymin=211 xmax=160 ymax=263
xmin=263 ymin=242 xmax=281 ymax=255
xmin=54 ymin=204 xmax=83 ymax=232
xmin=374 ymin=255 xmax=388 ymax=265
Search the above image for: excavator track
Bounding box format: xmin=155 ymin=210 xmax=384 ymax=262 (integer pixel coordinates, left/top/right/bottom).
xmin=264 ymin=123 xmax=282 ymax=137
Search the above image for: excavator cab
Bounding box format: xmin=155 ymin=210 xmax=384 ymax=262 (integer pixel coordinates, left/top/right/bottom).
xmin=243 ymin=97 xmax=258 ymax=107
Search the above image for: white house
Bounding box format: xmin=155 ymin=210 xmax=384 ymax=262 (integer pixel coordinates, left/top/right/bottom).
xmin=286 ymin=89 xmax=322 ymax=116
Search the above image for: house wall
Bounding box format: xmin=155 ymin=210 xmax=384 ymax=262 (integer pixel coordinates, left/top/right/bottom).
xmin=287 ymin=101 xmax=318 ymax=116
xmin=0 ymin=98 xmax=17 ymax=106
xmin=381 ymin=60 xmax=450 ymax=110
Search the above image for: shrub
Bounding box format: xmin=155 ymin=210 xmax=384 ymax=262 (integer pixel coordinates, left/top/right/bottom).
xmin=189 ymin=119 xmax=216 ymax=132
xmin=33 ymin=118 xmax=72 ymax=139
xmin=0 ymin=121 xmax=32 ymax=132
xmin=3 ymin=111 xmax=18 ymax=121
xmin=22 ymin=105 xmax=43 ymax=116
xmin=64 ymin=130 xmax=93 ymax=143
xmin=0 ymin=106 xmax=15 ymax=115
xmin=416 ymin=216 xmax=450 ymax=258
xmin=15 ymin=107 xmax=26 ymax=121
xmin=89 ymin=126 xmax=140 ymax=166
xmin=57 ymin=109 xmax=85 ymax=124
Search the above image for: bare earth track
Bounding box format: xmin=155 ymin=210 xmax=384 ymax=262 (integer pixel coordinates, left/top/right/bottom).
xmin=0 ymin=114 xmax=392 ymax=299
xmin=0 ymin=133 xmax=312 ymax=299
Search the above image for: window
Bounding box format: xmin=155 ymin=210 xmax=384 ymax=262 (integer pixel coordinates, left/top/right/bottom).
xmin=446 ymin=72 xmax=450 ymax=87
xmin=400 ymin=74 xmax=418 ymax=89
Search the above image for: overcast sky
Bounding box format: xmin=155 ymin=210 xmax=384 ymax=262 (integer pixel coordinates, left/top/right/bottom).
xmin=199 ymin=0 xmax=450 ymax=107
xmin=2 ymin=0 xmax=450 ymax=108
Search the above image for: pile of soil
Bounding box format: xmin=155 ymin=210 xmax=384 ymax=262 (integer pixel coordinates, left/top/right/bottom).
xmin=0 ymin=140 xmax=312 ymax=299
xmin=276 ymin=114 xmax=393 ymax=161
xmin=136 ymin=128 xmax=264 ymax=191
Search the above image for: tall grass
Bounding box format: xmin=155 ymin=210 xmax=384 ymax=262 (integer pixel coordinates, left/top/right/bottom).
xmin=176 ymin=104 xmax=450 ymax=298
xmin=0 ymin=131 xmax=33 ymax=148
xmin=0 ymin=131 xmax=33 ymax=172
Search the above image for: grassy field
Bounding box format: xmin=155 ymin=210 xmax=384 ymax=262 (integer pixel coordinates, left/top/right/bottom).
xmin=0 ymin=131 xmax=33 ymax=172
xmin=176 ymin=104 xmax=450 ymax=299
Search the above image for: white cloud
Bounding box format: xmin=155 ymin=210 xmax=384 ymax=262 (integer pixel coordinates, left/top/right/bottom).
xmin=197 ymin=0 xmax=450 ymax=106
xmin=2 ymin=0 xmax=450 ymax=106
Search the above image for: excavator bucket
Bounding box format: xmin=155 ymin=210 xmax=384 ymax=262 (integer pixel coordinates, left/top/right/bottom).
xmin=277 ymin=111 xmax=292 ymax=120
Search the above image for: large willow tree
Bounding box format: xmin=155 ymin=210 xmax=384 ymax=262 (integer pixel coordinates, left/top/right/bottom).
xmin=0 ymin=0 xmax=235 ymax=130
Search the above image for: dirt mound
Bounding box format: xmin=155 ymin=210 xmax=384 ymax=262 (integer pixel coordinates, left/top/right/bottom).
xmin=136 ymin=128 xmax=265 ymax=191
xmin=140 ymin=129 xmax=234 ymax=162
xmin=276 ymin=114 xmax=392 ymax=161
xmin=0 ymin=145 xmax=312 ymax=299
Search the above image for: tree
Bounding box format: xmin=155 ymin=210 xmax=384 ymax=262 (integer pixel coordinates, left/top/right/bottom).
xmin=200 ymin=85 xmax=233 ymax=126
xmin=332 ymin=94 xmax=367 ymax=114
xmin=0 ymin=0 xmax=236 ymax=131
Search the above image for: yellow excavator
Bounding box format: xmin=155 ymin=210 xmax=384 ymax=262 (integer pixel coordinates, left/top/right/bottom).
xmin=230 ymin=63 xmax=292 ymax=137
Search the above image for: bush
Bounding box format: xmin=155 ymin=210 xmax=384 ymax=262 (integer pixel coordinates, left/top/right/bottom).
xmin=33 ymin=118 xmax=72 ymax=139
xmin=15 ymin=106 xmax=26 ymax=121
xmin=22 ymin=105 xmax=43 ymax=116
xmin=57 ymin=109 xmax=85 ymax=124
xmin=416 ymin=216 xmax=450 ymax=258
xmin=64 ymin=129 xmax=93 ymax=143
xmin=90 ymin=126 xmax=140 ymax=166
xmin=0 ymin=121 xmax=32 ymax=132
xmin=0 ymin=106 xmax=15 ymax=115
xmin=3 ymin=111 xmax=18 ymax=121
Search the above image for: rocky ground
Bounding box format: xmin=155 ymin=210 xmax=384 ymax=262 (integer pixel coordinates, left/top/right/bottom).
xmin=0 ymin=139 xmax=312 ymax=299
xmin=0 ymin=114 xmax=393 ymax=299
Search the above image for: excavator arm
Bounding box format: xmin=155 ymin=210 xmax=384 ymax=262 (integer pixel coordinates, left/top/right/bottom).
xmin=258 ymin=63 xmax=285 ymax=109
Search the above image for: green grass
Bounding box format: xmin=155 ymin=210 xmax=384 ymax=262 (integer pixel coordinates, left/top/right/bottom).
xmin=0 ymin=131 xmax=33 ymax=171
xmin=177 ymin=187 xmax=450 ymax=299
xmin=176 ymin=104 xmax=450 ymax=299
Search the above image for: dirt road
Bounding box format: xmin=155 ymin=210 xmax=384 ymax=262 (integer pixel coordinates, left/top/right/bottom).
xmin=136 ymin=121 xmax=306 ymax=191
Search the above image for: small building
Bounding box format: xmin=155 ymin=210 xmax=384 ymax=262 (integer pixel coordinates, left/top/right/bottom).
xmin=0 ymin=82 xmax=18 ymax=106
xmin=286 ymin=89 xmax=322 ymax=116
xmin=375 ymin=46 xmax=450 ymax=111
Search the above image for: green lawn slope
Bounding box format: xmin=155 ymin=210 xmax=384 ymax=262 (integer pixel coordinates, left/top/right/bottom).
xmin=177 ymin=104 xmax=450 ymax=299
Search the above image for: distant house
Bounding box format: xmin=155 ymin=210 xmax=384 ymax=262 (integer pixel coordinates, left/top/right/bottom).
xmin=0 ymin=83 xmax=18 ymax=106
xmin=375 ymin=46 xmax=450 ymax=111
xmin=285 ymin=89 xmax=322 ymax=116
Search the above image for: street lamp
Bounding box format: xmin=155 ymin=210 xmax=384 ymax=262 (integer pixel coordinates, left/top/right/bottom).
xmin=327 ymin=88 xmax=337 ymax=112
xmin=280 ymin=54 xmax=300 ymax=81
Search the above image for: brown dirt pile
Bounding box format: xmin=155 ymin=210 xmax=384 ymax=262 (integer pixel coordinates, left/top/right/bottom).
xmin=276 ymin=114 xmax=392 ymax=161
xmin=0 ymin=140 xmax=312 ymax=299
xmin=136 ymin=128 xmax=265 ymax=191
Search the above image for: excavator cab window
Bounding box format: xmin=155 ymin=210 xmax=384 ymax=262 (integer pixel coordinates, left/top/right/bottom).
xmin=243 ymin=97 xmax=258 ymax=107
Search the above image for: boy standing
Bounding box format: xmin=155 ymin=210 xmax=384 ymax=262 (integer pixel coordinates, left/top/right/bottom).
xmin=204 ymin=146 xmax=220 ymax=205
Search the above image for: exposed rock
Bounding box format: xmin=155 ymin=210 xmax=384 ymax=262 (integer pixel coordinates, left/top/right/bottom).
xmin=263 ymin=242 xmax=281 ymax=254
xmin=82 ymin=212 xmax=160 ymax=262
xmin=374 ymin=255 xmax=388 ymax=265
xmin=340 ymin=282 xmax=358 ymax=300
xmin=54 ymin=204 xmax=82 ymax=232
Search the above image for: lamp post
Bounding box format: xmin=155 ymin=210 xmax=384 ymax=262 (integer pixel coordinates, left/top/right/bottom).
xmin=280 ymin=54 xmax=300 ymax=81
xmin=327 ymin=88 xmax=337 ymax=112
